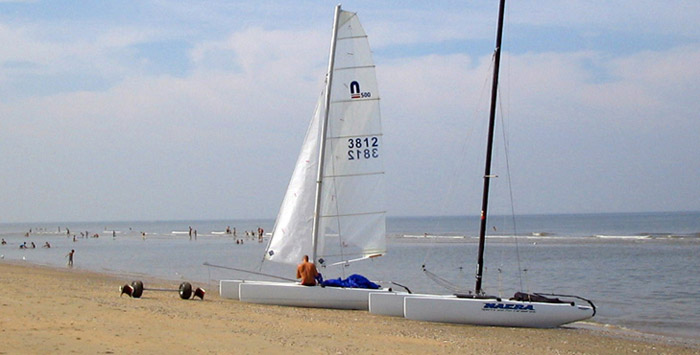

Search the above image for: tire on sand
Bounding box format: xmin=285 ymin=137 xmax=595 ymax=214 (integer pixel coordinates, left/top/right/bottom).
xmin=131 ymin=280 xmax=144 ymax=298
xmin=179 ymin=282 xmax=192 ymax=299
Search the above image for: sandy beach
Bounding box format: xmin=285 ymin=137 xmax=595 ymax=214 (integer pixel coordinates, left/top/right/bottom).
xmin=0 ymin=262 xmax=697 ymax=354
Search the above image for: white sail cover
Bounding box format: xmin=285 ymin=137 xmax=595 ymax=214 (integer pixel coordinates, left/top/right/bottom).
xmin=266 ymin=9 xmax=385 ymax=265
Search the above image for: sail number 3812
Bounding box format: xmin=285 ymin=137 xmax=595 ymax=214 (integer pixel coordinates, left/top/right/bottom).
xmin=347 ymin=137 xmax=379 ymax=160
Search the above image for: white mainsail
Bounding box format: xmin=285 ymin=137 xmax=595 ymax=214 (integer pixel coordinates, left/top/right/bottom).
xmin=266 ymin=9 xmax=385 ymax=266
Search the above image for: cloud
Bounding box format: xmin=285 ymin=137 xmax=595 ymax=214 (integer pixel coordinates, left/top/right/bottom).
xmin=0 ymin=24 xmax=334 ymax=221
xmin=1 ymin=1 xmax=699 ymax=221
xmin=508 ymin=1 xmax=700 ymax=36
xmin=377 ymin=42 xmax=700 ymax=216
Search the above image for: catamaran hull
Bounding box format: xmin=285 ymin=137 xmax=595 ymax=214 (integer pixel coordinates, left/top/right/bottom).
xmin=404 ymin=295 xmax=594 ymax=328
xmin=369 ymin=292 xmax=408 ymax=316
xmin=220 ymin=279 xmax=262 ymax=300
xmin=369 ymin=292 xmax=451 ymax=317
xmin=221 ymin=280 xmax=389 ymax=310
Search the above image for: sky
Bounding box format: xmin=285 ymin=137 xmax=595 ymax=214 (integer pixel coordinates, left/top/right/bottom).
xmin=1 ymin=0 xmax=699 ymax=223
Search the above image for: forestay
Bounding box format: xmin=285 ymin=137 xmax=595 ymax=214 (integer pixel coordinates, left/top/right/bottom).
xmin=265 ymin=9 xmax=385 ymax=266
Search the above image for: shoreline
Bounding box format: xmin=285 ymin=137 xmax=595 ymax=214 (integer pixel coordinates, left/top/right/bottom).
xmin=2 ymin=261 xmax=698 ymax=354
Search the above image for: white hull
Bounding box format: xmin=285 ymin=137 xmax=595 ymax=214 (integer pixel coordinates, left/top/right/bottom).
xmin=404 ymin=295 xmax=594 ymax=328
xmin=369 ymin=292 xmax=451 ymax=317
xmin=221 ymin=279 xmax=389 ymax=310
xmin=220 ymin=280 xmax=283 ymax=300
xmin=368 ymin=292 xmax=408 ymax=317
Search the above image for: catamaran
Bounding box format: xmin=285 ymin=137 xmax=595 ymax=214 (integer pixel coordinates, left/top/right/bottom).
xmin=218 ymin=4 xmax=392 ymax=310
xmin=368 ymin=0 xmax=596 ymax=327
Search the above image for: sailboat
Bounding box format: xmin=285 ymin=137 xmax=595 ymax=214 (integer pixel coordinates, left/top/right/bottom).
xmin=369 ymin=0 xmax=596 ymax=327
xmin=218 ymin=4 xmax=391 ymax=310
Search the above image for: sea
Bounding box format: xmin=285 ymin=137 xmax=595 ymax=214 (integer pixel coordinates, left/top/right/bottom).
xmin=1 ymin=211 xmax=699 ymax=343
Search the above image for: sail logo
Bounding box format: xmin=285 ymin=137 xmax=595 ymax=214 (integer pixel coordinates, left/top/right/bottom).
xmin=350 ymin=81 xmax=371 ymax=99
xmin=482 ymin=303 xmax=535 ymax=312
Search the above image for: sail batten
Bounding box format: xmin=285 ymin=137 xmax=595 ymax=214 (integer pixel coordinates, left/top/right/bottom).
xmin=265 ymin=7 xmax=386 ymax=266
xmin=328 ymin=133 xmax=383 ymax=139
xmin=320 ymin=211 xmax=386 ymax=218
xmin=335 ymin=65 xmax=375 ymax=71
xmin=324 ymin=172 xmax=383 ymax=179
xmin=338 ymin=35 xmax=368 ymax=40
xmin=332 ymin=98 xmax=380 ymax=104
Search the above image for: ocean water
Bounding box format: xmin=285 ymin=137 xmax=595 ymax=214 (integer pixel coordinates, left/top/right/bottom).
xmin=1 ymin=212 xmax=699 ymax=342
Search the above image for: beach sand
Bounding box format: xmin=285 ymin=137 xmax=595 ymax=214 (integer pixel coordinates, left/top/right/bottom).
xmin=1 ymin=262 xmax=697 ymax=354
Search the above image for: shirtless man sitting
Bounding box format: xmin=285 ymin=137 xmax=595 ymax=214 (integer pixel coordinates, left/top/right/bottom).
xmin=296 ymin=255 xmax=319 ymax=286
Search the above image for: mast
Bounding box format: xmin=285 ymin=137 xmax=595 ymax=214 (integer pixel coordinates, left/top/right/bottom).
xmin=475 ymin=0 xmax=506 ymax=295
xmin=311 ymin=4 xmax=342 ymax=265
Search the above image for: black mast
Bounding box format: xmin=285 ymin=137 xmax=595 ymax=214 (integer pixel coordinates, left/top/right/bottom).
xmin=475 ymin=0 xmax=506 ymax=295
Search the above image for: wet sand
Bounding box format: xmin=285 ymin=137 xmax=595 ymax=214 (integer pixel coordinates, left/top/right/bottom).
xmin=1 ymin=262 xmax=697 ymax=354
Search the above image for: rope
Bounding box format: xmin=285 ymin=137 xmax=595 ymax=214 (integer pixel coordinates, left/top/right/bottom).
xmin=534 ymin=293 xmax=597 ymax=316
xmin=422 ymin=266 xmax=470 ymax=294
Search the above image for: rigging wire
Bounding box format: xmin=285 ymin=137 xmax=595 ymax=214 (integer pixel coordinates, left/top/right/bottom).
xmin=422 ymin=265 xmax=470 ymax=294
xmin=420 ymin=57 xmax=498 ymax=293
xmin=497 ymin=90 xmax=524 ymax=292
xmin=497 ymin=4 xmax=527 ymax=292
xmin=419 ymin=69 xmax=492 ymax=270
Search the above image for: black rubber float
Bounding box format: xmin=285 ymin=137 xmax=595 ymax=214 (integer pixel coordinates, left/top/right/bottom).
xmin=131 ymin=280 xmax=144 ymax=298
xmin=179 ymin=282 xmax=192 ymax=299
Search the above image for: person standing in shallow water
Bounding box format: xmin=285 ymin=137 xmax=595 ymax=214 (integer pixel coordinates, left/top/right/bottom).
xmin=296 ymin=255 xmax=319 ymax=286
xmin=66 ymin=249 xmax=74 ymax=267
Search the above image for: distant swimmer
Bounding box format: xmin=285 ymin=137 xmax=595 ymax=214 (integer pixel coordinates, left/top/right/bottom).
xmin=20 ymin=242 xmax=27 ymax=249
xmin=43 ymin=242 xmax=51 ymax=248
xmin=1 ymin=238 xmax=6 ymax=245
xmin=30 ymin=242 xmax=36 ymax=249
